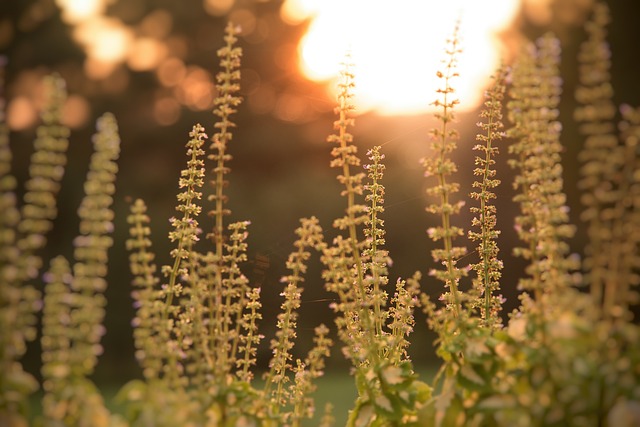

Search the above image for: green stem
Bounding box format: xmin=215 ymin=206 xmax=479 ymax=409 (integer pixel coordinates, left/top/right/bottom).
xmin=337 ymin=98 xmax=378 ymax=366
xmin=481 ymin=119 xmax=494 ymax=322
xmin=438 ymin=66 xmax=461 ymax=318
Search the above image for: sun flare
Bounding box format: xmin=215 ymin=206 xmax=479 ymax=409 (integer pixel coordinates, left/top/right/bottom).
xmin=281 ymin=0 xmax=522 ymax=115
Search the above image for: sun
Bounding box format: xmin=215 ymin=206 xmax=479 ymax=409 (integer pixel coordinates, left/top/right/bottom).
xmin=280 ymin=0 xmax=523 ymax=115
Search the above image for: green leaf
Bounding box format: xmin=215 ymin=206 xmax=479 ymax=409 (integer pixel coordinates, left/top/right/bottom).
xmin=348 ymin=402 xmax=375 ymax=427
xmin=477 ymin=395 xmax=517 ymax=410
xmin=434 ymin=377 xmax=455 ymax=427
xmin=380 ymin=365 xmax=404 ymax=386
xmin=374 ymin=395 xmax=394 ymax=415
xmin=464 ymin=338 xmax=490 ymax=360
xmin=440 ymin=395 xmax=465 ymax=427
xmin=115 ymin=379 xmax=147 ymax=404
xmin=414 ymin=380 xmax=432 ymax=404
xmin=459 ymin=364 xmax=485 ymax=386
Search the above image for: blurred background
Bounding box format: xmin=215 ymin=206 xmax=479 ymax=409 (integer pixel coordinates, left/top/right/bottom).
xmin=1 ymin=0 xmax=639 ymax=421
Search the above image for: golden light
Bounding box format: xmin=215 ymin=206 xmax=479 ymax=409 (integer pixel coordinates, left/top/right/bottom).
xmin=138 ymin=10 xmax=173 ymax=39
xmin=274 ymin=93 xmax=307 ymax=122
xmin=281 ymin=0 xmax=522 ymax=115
xmin=55 ymin=0 xmax=107 ymax=24
xmin=62 ymin=95 xmax=91 ymax=128
xmin=7 ymin=96 xmax=37 ymax=131
xmin=156 ymin=58 xmax=187 ymax=87
xmin=523 ymin=0 xmax=553 ymax=25
xmin=175 ymin=67 xmax=216 ymax=111
xmin=229 ymin=9 xmax=257 ymax=36
xmin=84 ymin=57 xmax=118 ymax=80
xmin=127 ymin=38 xmax=168 ymax=71
xmin=280 ymin=0 xmax=320 ymax=25
xmin=248 ymin=84 xmax=277 ymax=115
xmin=54 ymin=0 xmax=173 ymax=80
xmin=153 ymin=96 xmax=181 ymax=126
xmin=74 ymin=17 xmax=133 ymax=64
xmin=5 ymin=71 xmax=44 ymax=130
xmin=204 ymin=0 xmax=235 ymax=17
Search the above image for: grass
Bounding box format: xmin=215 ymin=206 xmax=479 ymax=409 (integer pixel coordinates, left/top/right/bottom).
xmin=25 ymin=367 xmax=438 ymax=426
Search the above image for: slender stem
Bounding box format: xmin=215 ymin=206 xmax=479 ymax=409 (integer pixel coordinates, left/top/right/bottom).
xmin=438 ymin=56 xmax=461 ymax=318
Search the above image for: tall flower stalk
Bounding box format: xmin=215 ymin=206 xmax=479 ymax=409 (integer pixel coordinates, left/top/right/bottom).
xmin=209 ymin=22 xmax=242 ymax=252
xmin=41 ymin=112 xmax=120 ymax=426
xmin=207 ymin=22 xmax=243 ymax=381
xmin=322 ymin=56 xmax=428 ymax=427
xmin=264 ymin=217 xmax=326 ymax=421
xmin=126 ymin=198 xmax=162 ymax=381
xmin=1 ymin=74 xmax=69 ymax=423
xmin=322 ymin=54 xmax=373 ymax=366
xmin=363 ymin=146 xmax=390 ymax=348
xmin=421 ymin=23 xmax=467 ymax=319
xmin=507 ymin=34 xmax=576 ymax=307
xmin=606 ymin=104 xmax=640 ymax=319
xmin=123 ymin=22 xmax=330 ymax=426
xmin=162 ymin=123 xmax=207 ymax=388
xmin=574 ymin=3 xmax=619 ymax=309
xmin=468 ymin=66 xmax=507 ymax=327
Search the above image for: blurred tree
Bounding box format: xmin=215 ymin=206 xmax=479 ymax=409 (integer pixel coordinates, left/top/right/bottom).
xmin=1 ymin=0 xmax=638 ymax=387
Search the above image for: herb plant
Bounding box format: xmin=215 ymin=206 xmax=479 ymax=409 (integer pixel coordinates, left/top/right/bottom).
xmin=0 ymin=2 xmax=638 ymax=426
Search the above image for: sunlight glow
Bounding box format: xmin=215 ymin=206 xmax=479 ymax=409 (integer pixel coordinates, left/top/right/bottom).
xmin=7 ymin=96 xmax=37 ymax=131
xmin=55 ymin=0 xmax=107 ymax=24
xmin=62 ymin=95 xmax=91 ymax=128
xmin=204 ymin=0 xmax=235 ymax=16
xmin=128 ymin=37 xmax=168 ymax=71
xmin=281 ymin=0 xmax=522 ymax=115
xmin=74 ymin=17 xmax=133 ymax=64
xmin=55 ymin=0 xmax=171 ymax=83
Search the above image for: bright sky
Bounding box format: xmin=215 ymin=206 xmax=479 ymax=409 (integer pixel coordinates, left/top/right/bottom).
xmin=280 ymin=0 xmax=523 ymax=115
xmin=6 ymin=0 xmax=556 ymax=131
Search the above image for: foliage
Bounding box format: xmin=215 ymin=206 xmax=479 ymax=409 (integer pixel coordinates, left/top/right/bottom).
xmin=414 ymin=5 xmax=640 ymax=427
xmin=119 ymin=23 xmax=332 ymax=427
xmin=321 ymin=56 xmax=429 ymax=426
xmin=40 ymin=111 xmax=123 ymax=427
xmin=0 ymin=2 xmax=639 ymax=426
